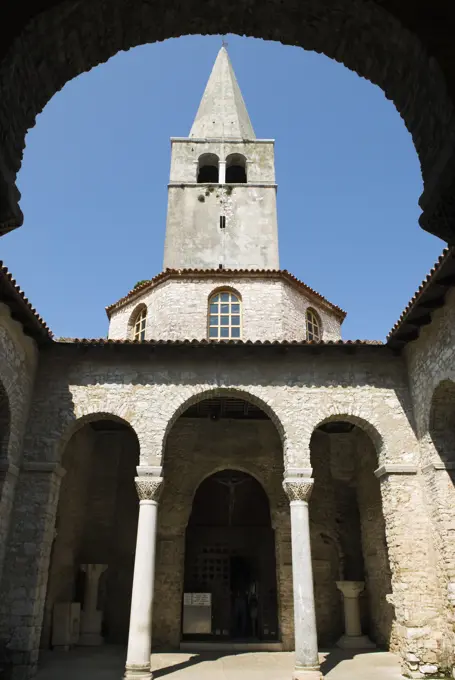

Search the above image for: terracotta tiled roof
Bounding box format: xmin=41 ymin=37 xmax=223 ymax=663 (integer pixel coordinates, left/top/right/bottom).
xmin=57 ymin=338 xmax=381 ymax=347
xmin=0 ymin=261 xmax=53 ymax=341
xmin=387 ymin=247 xmax=455 ymax=347
xmin=105 ymin=269 xmax=347 ymax=320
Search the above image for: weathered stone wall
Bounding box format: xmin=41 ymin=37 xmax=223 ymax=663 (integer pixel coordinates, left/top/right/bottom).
xmin=19 ymin=343 xmax=417 ymax=468
xmin=0 ymin=303 xmax=38 ymax=584
xmin=405 ymin=289 xmax=455 ymax=673
xmin=405 ymin=287 xmax=455 ymax=442
xmin=108 ymin=277 xmax=343 ymax=342
xmin=164 ymin=184 xmax=279 ymax=270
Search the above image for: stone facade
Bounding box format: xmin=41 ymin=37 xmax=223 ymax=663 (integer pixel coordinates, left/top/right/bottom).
xmin=0 ymin=302 xmax=38 ymax=585
xmin=107 ymin=275 xmax=343 ymax=342
xmin=0 ymin=335 xmax=452 ymax=677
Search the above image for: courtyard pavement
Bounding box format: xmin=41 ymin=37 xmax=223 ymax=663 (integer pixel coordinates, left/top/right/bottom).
xmin=35 ymin=646 xmax=405 ymax=679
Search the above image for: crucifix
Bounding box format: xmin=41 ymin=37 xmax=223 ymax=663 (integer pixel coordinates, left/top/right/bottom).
xmin=216 ymin=474 xmax=248 ymax=526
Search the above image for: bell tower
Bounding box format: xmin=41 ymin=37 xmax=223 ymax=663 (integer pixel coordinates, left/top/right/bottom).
xmin=163 ymin=46 xmax=280 ymax=270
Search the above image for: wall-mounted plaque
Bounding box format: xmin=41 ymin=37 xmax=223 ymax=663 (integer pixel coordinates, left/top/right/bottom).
xmin=182 ymin=593 xmax=212 ymax=634
xmin=191 ymin=593 xmax=211 ymax=607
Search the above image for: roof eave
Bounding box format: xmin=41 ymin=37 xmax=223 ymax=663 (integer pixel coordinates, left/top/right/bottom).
xmin=106 ymin=268 xmax=346 ymax=319
xmin=0 ymin=262 xmax=53 ymax=342
xmin=387 ymin=247 xmax=454 ymax=349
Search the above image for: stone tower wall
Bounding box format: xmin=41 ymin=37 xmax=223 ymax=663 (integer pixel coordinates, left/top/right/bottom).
xmin=163 ymin=137 xmax=279 ymax=270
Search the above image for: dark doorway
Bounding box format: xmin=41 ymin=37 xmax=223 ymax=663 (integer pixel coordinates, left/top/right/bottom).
xmin=182 ymin=470 xmax=278 ymax=642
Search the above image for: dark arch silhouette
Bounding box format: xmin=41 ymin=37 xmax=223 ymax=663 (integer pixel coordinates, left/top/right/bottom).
xmin=226 ymin=153 xmax=247 ymax=184
xmin=0 ymin=3 xmax=453 ymax=239
xmin=197 ymin=153 xmax=219 ymax=183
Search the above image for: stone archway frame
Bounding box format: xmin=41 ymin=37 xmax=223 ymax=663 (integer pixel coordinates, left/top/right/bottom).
xmin=426 ymin=378 xmax=455 ymax=454
xmin=54 ymin=405 xmax=142 ymax=465
xmin=153 ymin=393 xmax=289 ymax=649
xmin=299 ymin=398 xmax=420 ymax=471
xmin=311 ymin=412 xmax=384 ymax=461
xmin=0 ymin=0 xmax=454 ymax=235
xmin=181 ymin=463 xmax=279 ymax=533
xmin=159 ymin=386 xmax=288 ymax=467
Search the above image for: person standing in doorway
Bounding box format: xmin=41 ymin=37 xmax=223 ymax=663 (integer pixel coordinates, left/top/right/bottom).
xmin=249 ymin=589 xmax=259 ymax=638
xmin=233 ymin=588 xmax=248 ymax=637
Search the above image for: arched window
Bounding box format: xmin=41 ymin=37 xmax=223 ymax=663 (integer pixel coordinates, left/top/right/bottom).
xmin=226 ymin=153 xmax=247 ymax=184
xmin=197 ymin=153 xmax=219 ymax=183
xmin=208 ymin=291 xmax=242 ymax=340
xmin=306 ymin=308 xmax=322 ymax=341
xmin=131 ymin=307 xmax=147 ymax=341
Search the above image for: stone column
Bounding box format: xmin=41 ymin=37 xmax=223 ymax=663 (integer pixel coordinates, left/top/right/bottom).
xmin=79 ymin=563 xmax=108 ymax=645
xmin=124 ymin=473 xmax=163 ymax=680
xmin=218 ymin=160 xmax=226 ymax=184
xmin=336 ymin=581 xmax=375 ymax=649
xmin=283 ymin=472 xmax=322 ymax=680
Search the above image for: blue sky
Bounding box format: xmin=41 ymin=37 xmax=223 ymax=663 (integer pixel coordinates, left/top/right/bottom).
xmin=1 ymin=34 xmax=444 ymax=340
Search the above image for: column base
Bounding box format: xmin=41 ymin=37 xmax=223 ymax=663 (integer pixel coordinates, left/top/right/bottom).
xmin=293 ymin=668 xmax=324 ymax=679
xmin=124 ymin=664 xmax=152 ymax=680
xmin=336 ymin=634 xmax=375 ymax=650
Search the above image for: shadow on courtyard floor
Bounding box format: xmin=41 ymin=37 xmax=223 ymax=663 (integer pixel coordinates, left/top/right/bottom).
xmin=35 ymin=645 xmax=405 ymax=679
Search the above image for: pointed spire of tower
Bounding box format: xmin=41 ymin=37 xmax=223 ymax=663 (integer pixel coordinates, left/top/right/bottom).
xmin=189 ymin=46 xmax=256 ymax=140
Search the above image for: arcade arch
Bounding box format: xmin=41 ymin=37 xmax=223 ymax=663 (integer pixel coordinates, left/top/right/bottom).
xmin=153 ymin=393 xmax=292 ymax=648
xmin=40 ymin=415 xmax=140 ymax=652
xmin=429 ymin=379 xmax=455 ymax=462
xmin=426 ymin=380 xmax=455 ymax=617
xmin=309 ymin=418 xmax=394 ymax=647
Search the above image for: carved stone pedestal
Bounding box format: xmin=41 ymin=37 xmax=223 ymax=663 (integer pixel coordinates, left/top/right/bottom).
xmin=79 ymin=563 xmax=107 ymax=646
xmin=336 ymin=581 xmax=375 ymax=649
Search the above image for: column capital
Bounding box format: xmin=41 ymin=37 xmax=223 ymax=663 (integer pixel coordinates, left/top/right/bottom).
xmin=80 ymin=563 xmax=108 ymax=578
xmin=283 ymin=477 xmax=314 ymax=502
xmin=336 ymin=580 xmax=365 ymax=598
xmin=135 ymin=476 xmax=163 ymax=502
